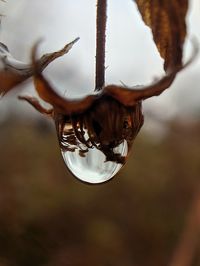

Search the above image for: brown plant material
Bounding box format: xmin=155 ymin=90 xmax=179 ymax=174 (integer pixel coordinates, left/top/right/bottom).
xmin=134 ymin=0 xmax=188 ymax=71
xmin=1 ymin=0 xmax=193 ymax=113
xmin=18 ymin=37 xmax=196 ymax=171
xmin=95 ymin=0 xmax=107 ymax=91
xmin=0 ymin=38 xmax=79 ymax=95
xmin=21 ymin=39 xmax=197 ymax=117
xmin=102 ymin=0 xmax=195 ymax=107
xmin=1 ymin=0 xmax=198 ymax=181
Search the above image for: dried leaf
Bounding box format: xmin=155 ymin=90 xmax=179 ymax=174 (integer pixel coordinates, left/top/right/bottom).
xmin=0 ymin=38 xmax=79 ymax=95
xmin=134 ymin=0 xmax=188 ymax=71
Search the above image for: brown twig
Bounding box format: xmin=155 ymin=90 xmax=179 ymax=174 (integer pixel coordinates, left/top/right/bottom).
xmin=169 ymin=189 xmax=200 ymax=266
xmin=95 ymin=0 xmax=107 ymax=91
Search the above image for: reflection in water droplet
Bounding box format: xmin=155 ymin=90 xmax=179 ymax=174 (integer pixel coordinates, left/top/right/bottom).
xmin=55 ymin=97 xmax=144 ymax=184
xmin=61 ymin=141 xmax=128 ymax=184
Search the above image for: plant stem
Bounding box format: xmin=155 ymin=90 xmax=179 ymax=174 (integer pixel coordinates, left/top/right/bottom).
xmin=168 ymin=190 xmax=200 ymax=266
xmin=95 ymin=0 xmax=107 ymax=91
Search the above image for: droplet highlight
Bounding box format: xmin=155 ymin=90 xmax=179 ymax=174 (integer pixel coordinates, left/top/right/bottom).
xmin=61 ymin=140 xmax=128 ymax=184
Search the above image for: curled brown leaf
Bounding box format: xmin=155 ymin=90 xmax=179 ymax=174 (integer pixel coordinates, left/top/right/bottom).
xmin=134 ymin=0 xmax=188 ymax=71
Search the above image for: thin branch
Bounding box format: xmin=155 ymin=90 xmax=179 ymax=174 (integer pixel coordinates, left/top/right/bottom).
xmin=95 ymin=0 xmax=107 ymax=91
xmin=169 ymin=189 xmax=200 ymax=266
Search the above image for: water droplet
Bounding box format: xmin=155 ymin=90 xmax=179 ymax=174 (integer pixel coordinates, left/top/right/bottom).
xmin=55 ymin=97 xmax=143 ymax=184
xmin=61 ymin=140 xmax=128 ymax=184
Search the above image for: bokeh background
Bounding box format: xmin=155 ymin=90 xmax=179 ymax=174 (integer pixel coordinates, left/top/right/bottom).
xmin=0 ymin=0 xmax=200 ymax=265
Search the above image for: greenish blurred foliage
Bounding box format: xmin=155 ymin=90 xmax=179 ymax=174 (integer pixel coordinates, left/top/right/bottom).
xmin=0 ymin=117 xmax=199 ymax=266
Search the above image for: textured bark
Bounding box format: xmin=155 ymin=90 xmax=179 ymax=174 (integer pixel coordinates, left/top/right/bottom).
xmin=95 ymin=0 xmax=107 ymax=91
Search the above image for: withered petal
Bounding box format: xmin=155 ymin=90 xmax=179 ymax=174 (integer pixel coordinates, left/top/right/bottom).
xmin=104 ymin=40 xmax=198 ymax=106
xmin=18 ymin=95 xmax=53 ymax=116
xmin=32 ymin=39 xmax=198 ymax=113
xmin=0 ymin=38 xmax=79 ymax=95
xmin=33 ymin=71 xmax=99 ymax=115
xmin=31 ymin=42 xmax=100 ymax=115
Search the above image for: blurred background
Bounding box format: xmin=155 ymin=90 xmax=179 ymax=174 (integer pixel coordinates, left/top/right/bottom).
xmin=0 ymin=0 xmax=200 ymax=265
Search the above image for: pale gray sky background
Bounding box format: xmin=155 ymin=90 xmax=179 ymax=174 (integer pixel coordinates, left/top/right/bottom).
xmin=0 ymin=0 xmax=199 ymax=125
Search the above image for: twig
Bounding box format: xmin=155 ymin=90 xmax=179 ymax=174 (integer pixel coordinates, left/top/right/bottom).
xmin=95 ymin=0 xmax=107 ymax=91
xmin=169 ymin=190 xmax=200 ymax=266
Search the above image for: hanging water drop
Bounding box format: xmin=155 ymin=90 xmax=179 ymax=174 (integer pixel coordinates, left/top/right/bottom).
xmin=55 ymin=96 xmax=144 ymax=184
xmin=61 ymin=140 xmax=128 ymax=184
